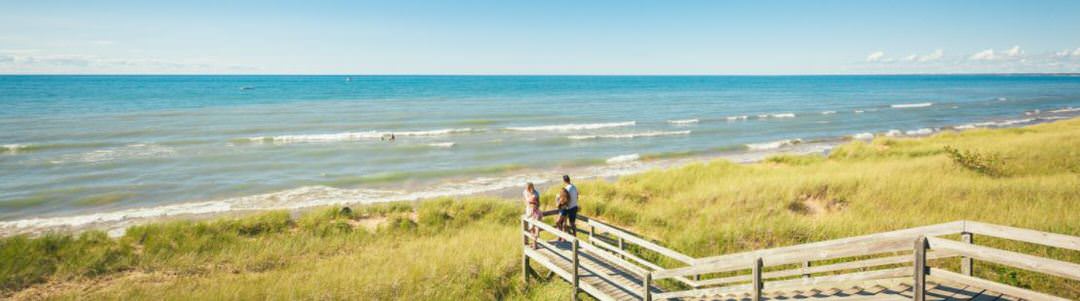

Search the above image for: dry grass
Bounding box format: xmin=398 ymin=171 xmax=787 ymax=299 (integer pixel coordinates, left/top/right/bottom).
xmin=3 ymin=118 xmax=1079 ymax=300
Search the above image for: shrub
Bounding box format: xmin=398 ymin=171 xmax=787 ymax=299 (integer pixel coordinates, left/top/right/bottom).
xmin=944 ymin=145 xmax=1006 ymax=177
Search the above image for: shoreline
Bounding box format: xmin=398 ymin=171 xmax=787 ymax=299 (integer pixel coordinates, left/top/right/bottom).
xmin=1 ymin=112 xmax=1076 ymax=238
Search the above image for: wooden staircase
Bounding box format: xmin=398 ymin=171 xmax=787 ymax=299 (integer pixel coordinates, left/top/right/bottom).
xmin=521 ymin=215 xmax=1079 ymax=301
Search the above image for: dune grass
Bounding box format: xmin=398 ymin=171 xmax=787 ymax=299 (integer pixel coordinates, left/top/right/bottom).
xmin=2 ymin=118 xmax=1079 ymax=300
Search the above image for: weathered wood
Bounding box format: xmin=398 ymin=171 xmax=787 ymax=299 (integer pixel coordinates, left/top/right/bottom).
xmin=588 ymin=237 xmax=699 ymax=287
xmin=572 ymin=238 xmax=580 ymax=301
xmin=965 ymin=220 xmax=1080 ymax=251
xmin=641 ymin=272 xmax=652 ymax=301
xmin=802 ymin=261 xmax=811 ymax=279
xmin=576 ymin=237 xmax=649 ymax=275
xmin=523 ymin=252 xmax=531 ymax=285
xmin=961 ymin=232 xmax=973 ymax=276
xmin=929 ymin=268 xmax=1070 ymax=301
xmin=927 ymin=236 xmax=1080 ymax=281
xmin=763 ymin=267 xmax=911 ymax=291
xmin=914 ymin=236 xmax=928 ymax=301
xmin=525 ymin=217 xmax=575 ymax=241
xmin=586 ymin=219 xmax=696 ymax=264
xmin=693 ymin=221 xmax=963 ymax=265
xmin=693 ymin=251 xmax=956 ymax=287
xmin=752 ymin=258 xmax=764 ymax=301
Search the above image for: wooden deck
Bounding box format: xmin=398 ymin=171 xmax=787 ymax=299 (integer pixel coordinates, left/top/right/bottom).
xmin=521 ymin=215 xmax=1080 ymax=301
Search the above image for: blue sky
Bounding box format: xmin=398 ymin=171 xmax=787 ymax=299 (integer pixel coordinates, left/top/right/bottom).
xmin=2 ymin=0 xmax=1079 ymax=74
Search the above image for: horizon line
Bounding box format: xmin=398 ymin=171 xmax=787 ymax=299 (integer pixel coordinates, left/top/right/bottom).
xmin=2 ymin=72 xmax=1079 ymax=77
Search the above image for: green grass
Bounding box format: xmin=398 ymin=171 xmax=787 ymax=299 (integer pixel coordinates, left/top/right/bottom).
xmin=3 ymin=118 xmax=1080 ymax=300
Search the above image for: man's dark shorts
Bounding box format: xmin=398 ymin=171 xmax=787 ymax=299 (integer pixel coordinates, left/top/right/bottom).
xmin=561 ymin=206 xmax=579 ymax=226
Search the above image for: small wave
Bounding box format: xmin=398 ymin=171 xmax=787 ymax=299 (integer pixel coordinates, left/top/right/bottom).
xmin=1048 ymin=107 xmax=1079 ymax=114
xmin=248 ymin=128 xmax=475 ymax=143
xmin=605 ymin=154 xmax=640 ymax=164
xmin=506 ymin=121 xmax=635 ymax=132
xmin=954 ymin=118 xmax=1036 ymax=130
xmin=821 ymin=111 xmax=837 ymax=115
xmin=51 ymin=143 xmax=176 ymax=164
xmin=891 ymin=102 xmax=933 ymax=109
xmin=427 ymin=142 xmax=456 ymax=148
xmin=726 ymin=115 xmax=749 ymax=121
xmin=851 ymin=132 xmax=874 ymax=140
xmin=884 ymin=130 xmax=902 ymax=137
xmin=854 ymin=110 xmax=865 ymax=114
xmin=567 ymin=130 xmax=691 ymax=140
xmin=756 ymin=113 xmax=795 ymax=119
xmin=2 ymin=144 xmax=30 ymax=154
xmin=904 ymin=128 xmax=935 ymax=136
xmin=667 ymin=119 xmax=699 ymax=125
xmin=745 ymin=139 xmax=802 ymax=151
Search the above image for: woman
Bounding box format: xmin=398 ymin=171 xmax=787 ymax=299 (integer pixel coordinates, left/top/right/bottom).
xmin=554 ymin=187 xmax=571 ymax=242
xmin=522 ymin=182 xmax=542 ymax=249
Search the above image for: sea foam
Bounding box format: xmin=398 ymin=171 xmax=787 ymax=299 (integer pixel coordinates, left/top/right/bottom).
xmin=250 ymin=128 xmax=474 ymax=143
xmin=667 ymin=119 xmax=699 ymax=125
xmin=505 ymin=121 xmax=635 ymax=132
xmin=567 ymin=130 xmax=691 ymax=140
xmin=851 ymin=132 xmax=874 ymax=140
xmin=745 ymin=139 xmax=802 ymax=150
xmin=891 ymin=102 xmax=933 ymax=109
xmin=605 ymin=154 xmax=640 ymax=164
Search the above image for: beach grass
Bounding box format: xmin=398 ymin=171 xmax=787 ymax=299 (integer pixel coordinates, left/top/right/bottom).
xmin=2 ymin=118 xmax=1079 ymax=299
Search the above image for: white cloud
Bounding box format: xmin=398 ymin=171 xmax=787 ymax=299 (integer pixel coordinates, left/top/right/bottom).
xmin=918 ymin=49 xmax=944 ymax=62
xmin=901 ymin=54 xmax=918 ymax=62
xmin=969 ymin=49 xmax=995 ymax=61
xmin=1056 ymin=48 xmax=1080 ymax=58
xmin=1004 ymin=45 xmax=1023 ymax=57
xmin=0 ymin=50 xmax=258 ymax=74
xmin=865 ymin=51 xmax=885 ymax=62
xmin=969 ymin=46 xmax=1024 ymax=61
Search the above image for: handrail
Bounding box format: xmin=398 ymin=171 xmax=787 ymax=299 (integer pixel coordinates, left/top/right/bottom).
xmin=927 ymin=236 xmax=1080 ymax=281
xmin=523 ymin=217 xmax=1080 ymax=301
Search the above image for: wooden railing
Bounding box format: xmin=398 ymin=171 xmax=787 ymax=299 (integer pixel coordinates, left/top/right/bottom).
xmin=522 ymin=217 xmax=1080 ymax=301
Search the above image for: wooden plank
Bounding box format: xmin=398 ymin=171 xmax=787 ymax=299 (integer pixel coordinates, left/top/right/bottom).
xmin=577 ymin=238 xmax=649 ymax=276
xmin=752 ymin=258 xmax=763 ymax=301
xmin=694 ymin=222 xmax=963 ymax=265
xmin=928 ymin=268 xmax=1069 ymax=301
xmin=961 ymin=232 xmax=973 ymax=276
xmin=587 ymin=219 xmax=696 ymax=264
xmin=694 ymin=251 xmax=956 ymax=287
xmin=927 ymin=237 xmax=1080 ymax=281
xmin=527 ymin=244 xmax=633 ymax=301
xmin=915 ymin=236 xmax=928 ymax=301
xmin=526 ymin=217 xmax=576 ymax=241
xmin=964 ymin=221 xmax=1080 ymax=251
xmin=588 ymin=237 xmax=700 ymax=288
xmin=572 ymin=239 xmax=580 ymax=301
xmin=763 ymin=267 xmax=911 ymax=291
xmin=657 ymin=222 xmax=964 ymax=280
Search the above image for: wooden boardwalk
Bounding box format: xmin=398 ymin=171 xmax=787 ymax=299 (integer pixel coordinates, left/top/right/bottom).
xmin=521 ymin=215 xmax=1080 ymax=301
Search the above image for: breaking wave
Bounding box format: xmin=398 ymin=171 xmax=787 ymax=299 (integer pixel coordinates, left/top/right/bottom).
xmin=567 ymin=130 xmax=691 ymax=140
xmin=505 ymin=121 xmax=636 ymax=132
xmin=667 ymin=119 xmax=699 ymax=125
xmin=605 ymin=153 xmax=640 ymax=164
xmin=891 ymin=102 xmax=933 ymax=109
xmin=246 ymin=128 xmax=475 ymax=143
xmin=745 ymin=139 xmax=802 ymax=150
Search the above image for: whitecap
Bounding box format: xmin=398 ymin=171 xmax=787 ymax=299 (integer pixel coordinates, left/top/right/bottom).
xmin=821 ymin=111 xmax=837 ymax=115
xmin=51 ymin=143 xmax=176 ymax=164
xmin=427 ymin=142 xmax=456 ymax=148
xmin=851 ymin=132 xmax=874 ymax=140
xmin=667 ymin=119 xmax=699 ymax=125
xmin=884 ymin=130 xmax=902 ymax=137
xmin=726 ymin=115 xmax=749 ymax=121
xmin=891 ymin=102 xmax=933 ymax=109
xmin=904 ymin=128 xmax=935 ymax=136
xmin=854 ymin=110 xmax=865 ymax=114
xmin=249 ymin=128 xmax=475 ymax=143
xmin=567 ymin=130 xmax=691 ymax=140
xmin=745 ymin=139 xmax=802 ymax=150
xmin=1049 ymin=107 xmax=1079 ymax=114
xmin=505 ymin=121 xmax=635 ymax=132
xmin=605 ymin=154 xmax=640 ymax=164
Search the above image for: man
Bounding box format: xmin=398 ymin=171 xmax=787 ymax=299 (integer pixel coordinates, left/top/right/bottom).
xmin=562 ymin=175 xmax=579 ymax=236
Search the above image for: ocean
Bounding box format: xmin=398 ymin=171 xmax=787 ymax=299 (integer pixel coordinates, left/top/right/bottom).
xmin=2 ymin=75 xmax=1079 ymax=233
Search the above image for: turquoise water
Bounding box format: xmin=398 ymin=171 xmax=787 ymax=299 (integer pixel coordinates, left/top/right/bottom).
xmin=1 ymin=75 xmax=1079 ymax=229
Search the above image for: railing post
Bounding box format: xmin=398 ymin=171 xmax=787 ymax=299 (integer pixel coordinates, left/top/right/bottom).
xmin=522 ymin=219 xmax=531 ymax=285
xmin=589 ymin=225 xmax=596 ymax=241
xmin=802 ymin=261 xmax=811 ymax=279
xmin=572 ymin=238 xmax=580 ymax=301
xmin=641 ymin=271 xmax=652 ymax=301
xmin=752 ymin=257 xmax=763 ymax=301
xmin=961 ymin=232 xmax=974 ymax=276
xmin=618 ymin=237 xmax=625 ymax=260
xmin=913 ymin=236 xmax=928 ymax=301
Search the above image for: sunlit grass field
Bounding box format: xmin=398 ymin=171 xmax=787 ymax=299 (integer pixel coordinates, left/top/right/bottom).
xmin=2 ymin=118 xmax=1079 ymax=300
